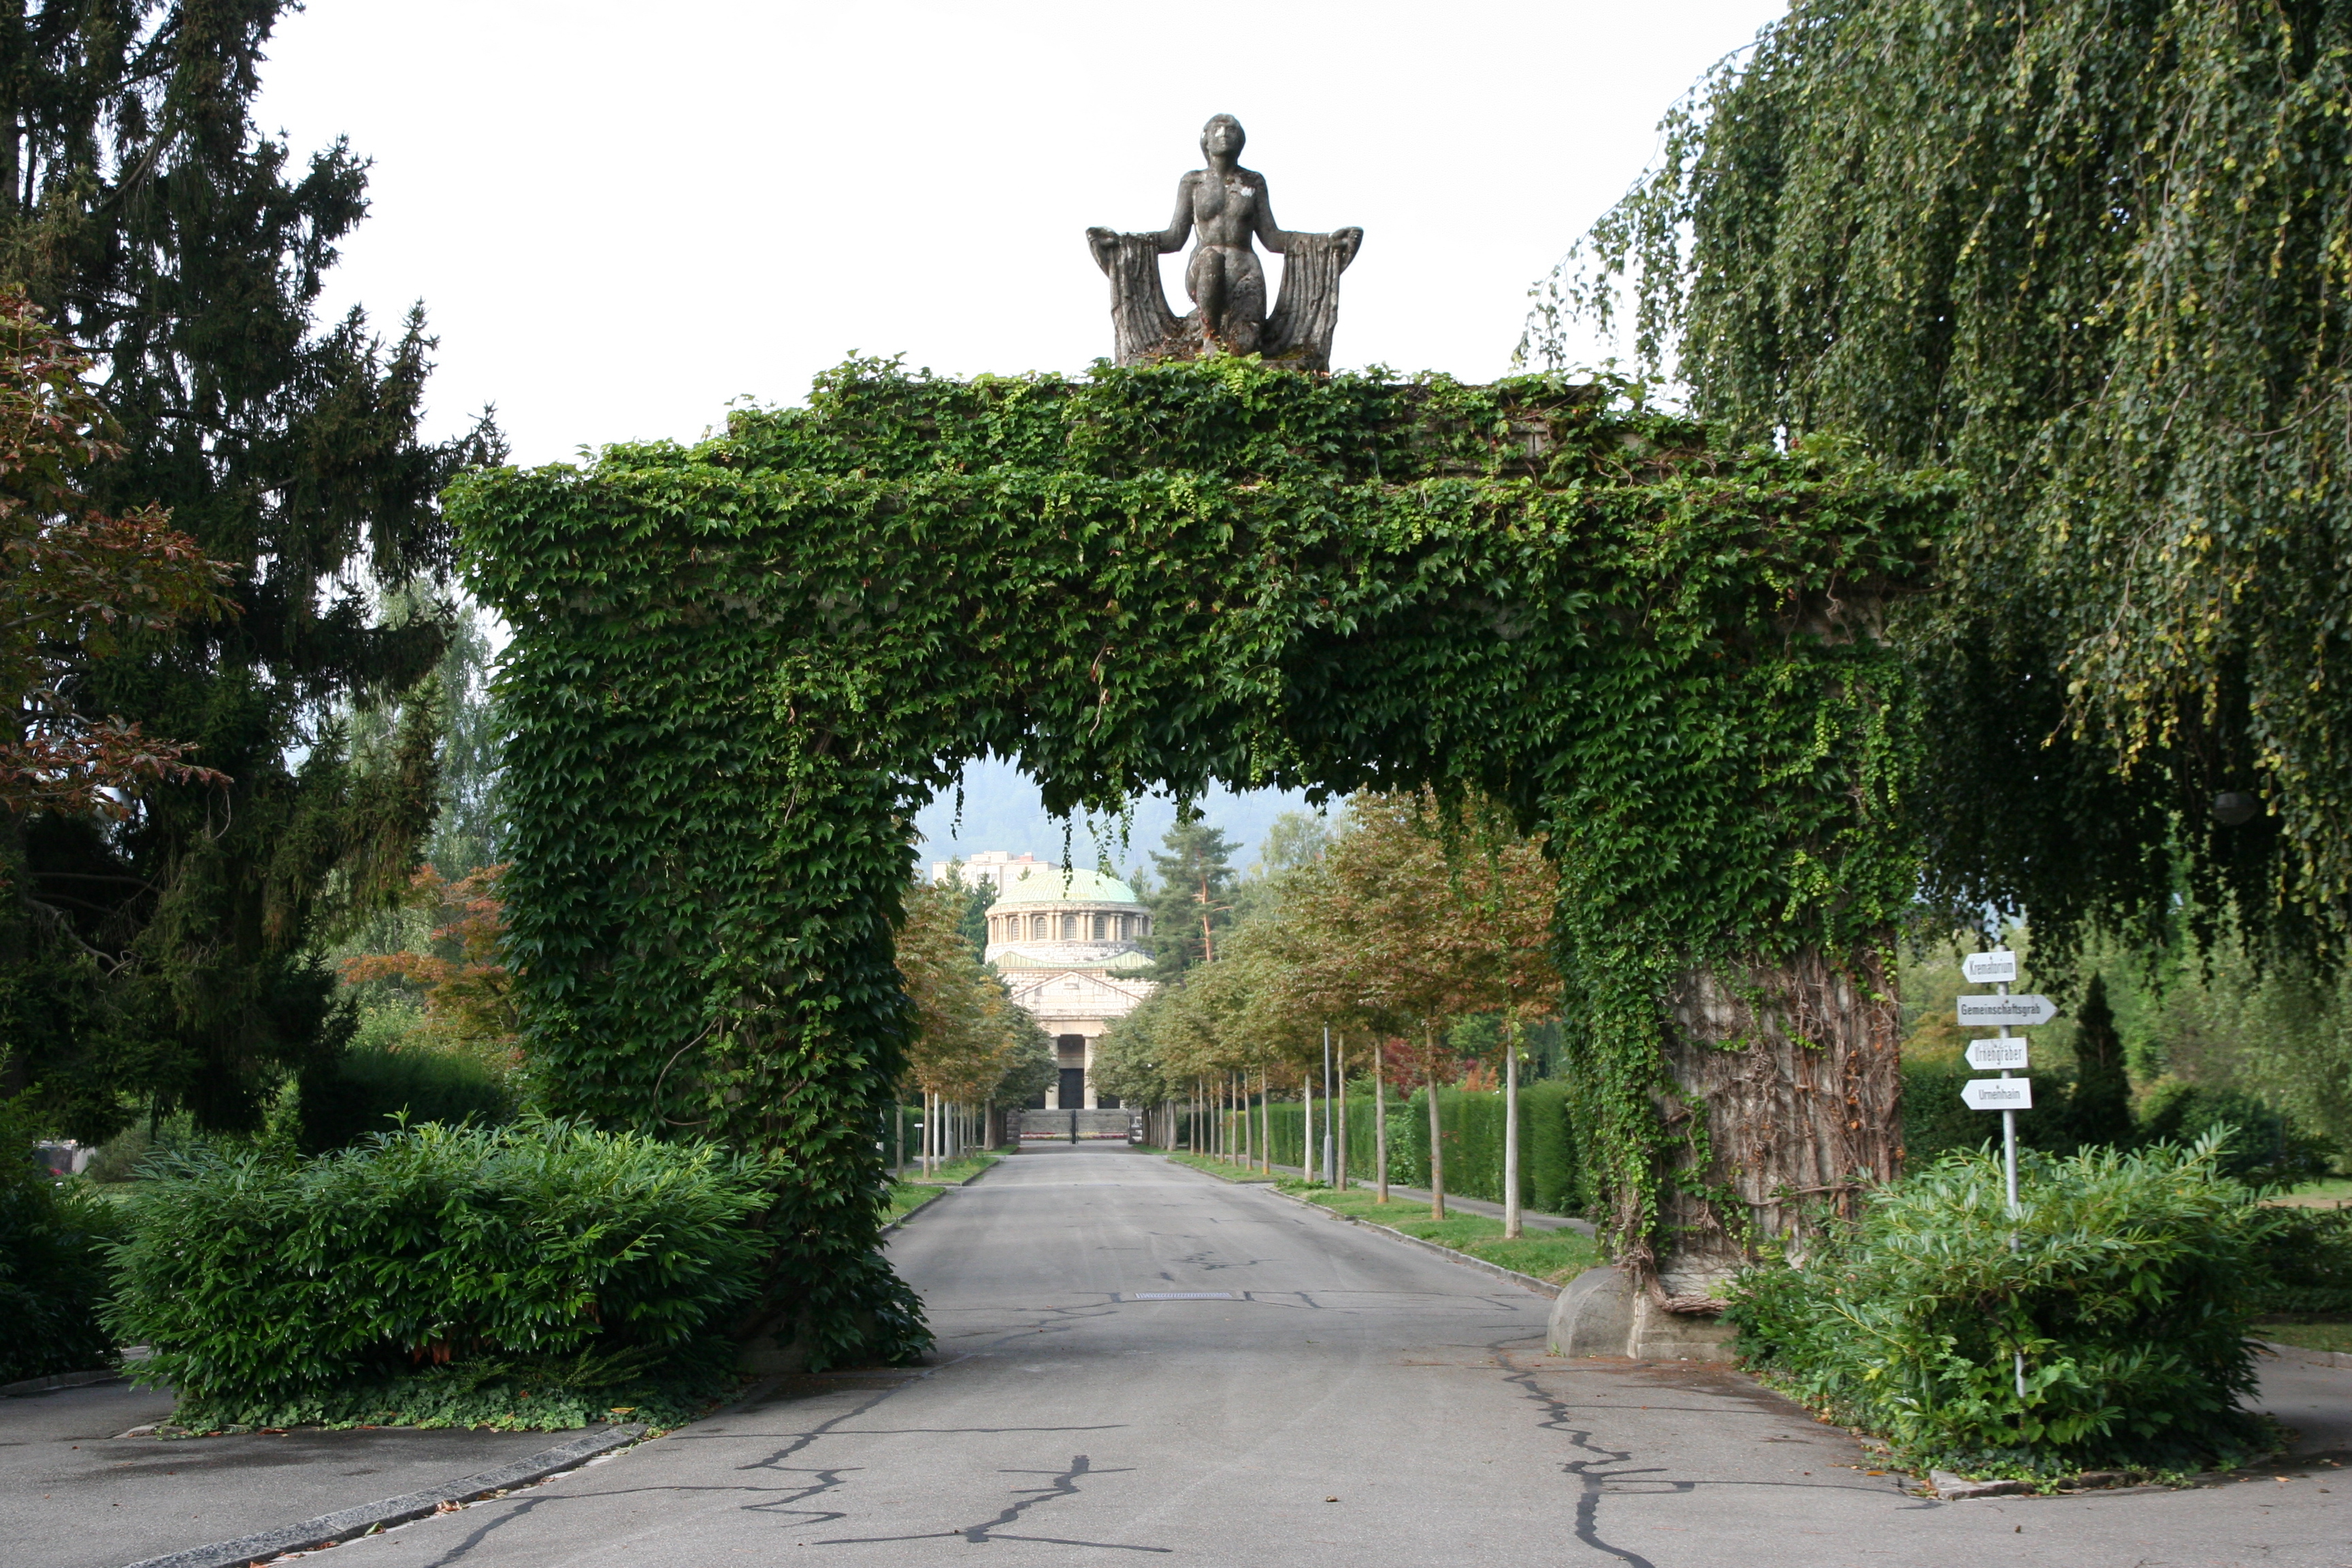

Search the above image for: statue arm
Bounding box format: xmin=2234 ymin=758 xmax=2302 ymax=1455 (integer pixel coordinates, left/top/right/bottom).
xmin=1253 ymin=174 xmax=1294 ymax=255
xmin=1156 ymin=174 xmax=1196 ymax=254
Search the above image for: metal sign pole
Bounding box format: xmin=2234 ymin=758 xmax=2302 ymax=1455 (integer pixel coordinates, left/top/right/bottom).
xmin=1322 ymin=1026 xmax=1336 ymax=1185
xmin=1998 ymin=977 xmax=2024 ymax=1401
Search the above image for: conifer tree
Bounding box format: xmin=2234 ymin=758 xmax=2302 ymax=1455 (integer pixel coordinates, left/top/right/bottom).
xmin=1145 ymin=817 xmax=1239 ymax=979
xmin=0 ymin=2 xmax=497 ymax=1138
xmin=2068 ymin=974 xmax=2134 ymax=1152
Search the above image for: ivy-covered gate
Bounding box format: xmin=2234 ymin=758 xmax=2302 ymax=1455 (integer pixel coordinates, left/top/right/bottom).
xmin=451 ymin=360 xmax=1953 ymax=1364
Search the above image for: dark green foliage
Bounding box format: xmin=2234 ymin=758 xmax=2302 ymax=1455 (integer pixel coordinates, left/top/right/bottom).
xmin=1146 ymin=819 xmax=1241 ymax=980
xmin=1901 ymin=1061 xmax=2078 ymax=1168
xmin=295 ymin=1044 xmax=517 ymax=1155
xmin=107 ymin=1120 xmax=771 ymax=1427
xmin=0 ymin=1 xmax=499 ymax=1142
xmin=2068 ymin=976 xmax=2134 ymax=1150
xmin=1728 ymin=1139 xmax=2270 ymax=1475
xmin=2251 ymin=1209 xmax=2352 ymax=1318
xmin=2136 ymin=1081 xmax=2331 ymax=1187
xmin=450 ymin=357 xmax=1951 ymax=1354
xmin=1543 ymin=0 xmax=2352 ymax=963
xmin=1522 ymin=1079 xmax=1582 ymax=1216
xmin=0 ymin=1100 xmax=123 ymax=1382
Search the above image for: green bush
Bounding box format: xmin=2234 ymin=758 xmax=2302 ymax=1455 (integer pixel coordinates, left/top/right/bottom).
xmin=2252 ymin=1207 xmax=2352 ymax=1316
xmin=2136 ymin=1080 xmax=2332 ymax=1186
xmin=108 ymin=1120 xmax=774 ymax=1428
xmin=0 ymin=1100 xmax=123 ymax=1383
xmin=297 ymin=1043 xmax=516 ymax=1154
xmin=1727 ymin=1137 xmax=2270 ymax=1477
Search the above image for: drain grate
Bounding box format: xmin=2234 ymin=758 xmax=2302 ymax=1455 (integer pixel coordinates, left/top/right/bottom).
xmin=1129 ymin=1291 xmax=1235 ymax=1300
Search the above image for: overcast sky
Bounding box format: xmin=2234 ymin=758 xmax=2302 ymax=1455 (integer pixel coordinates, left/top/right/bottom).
xmin=252 ymin=1 xmax=1784 ymax=466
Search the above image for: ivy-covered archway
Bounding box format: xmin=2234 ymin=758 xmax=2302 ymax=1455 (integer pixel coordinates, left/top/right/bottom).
xmin=451 ymin=360 xmax=1953 ymax=1364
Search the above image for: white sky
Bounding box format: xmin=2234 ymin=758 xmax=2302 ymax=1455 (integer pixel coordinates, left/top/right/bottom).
xmin=252 ymin=0 xmax=1784 ymax=466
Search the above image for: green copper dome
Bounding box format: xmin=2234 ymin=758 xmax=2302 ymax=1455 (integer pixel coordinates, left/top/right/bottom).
xmin=987 ymin=867 xmax=1143 ymax=909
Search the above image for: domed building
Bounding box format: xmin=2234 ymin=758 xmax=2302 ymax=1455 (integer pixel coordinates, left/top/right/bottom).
xmin=982 ymin=866 xmax=1157 ymax=1109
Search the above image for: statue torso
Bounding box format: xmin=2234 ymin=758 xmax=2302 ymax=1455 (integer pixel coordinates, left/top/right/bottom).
xmin=1188 ymin=167 xmax=1264 ymax=248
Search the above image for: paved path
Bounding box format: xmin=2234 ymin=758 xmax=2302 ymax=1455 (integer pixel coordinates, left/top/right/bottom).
xmin=0 ymin=1378 xmax=578 ymax=1568
xmin=283 ymin=1147 xmax=2347 ymax=1568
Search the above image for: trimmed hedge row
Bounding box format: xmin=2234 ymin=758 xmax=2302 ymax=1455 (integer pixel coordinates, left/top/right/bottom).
xmin=1218 ymin=1084 xmax=1586 ymax=1215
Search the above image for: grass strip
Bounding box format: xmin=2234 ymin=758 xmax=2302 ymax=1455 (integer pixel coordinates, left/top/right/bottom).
xmin=2257 ymin=1319 xmax=2352 ymax=1354
xmin=1164 ymin=1151 xmax=1273 ymax=1181
xmin=885 ymin=1153 xmax=1003 ymax=1224
xmin=1279 ymin=1179 xmax=1601 ymax=1285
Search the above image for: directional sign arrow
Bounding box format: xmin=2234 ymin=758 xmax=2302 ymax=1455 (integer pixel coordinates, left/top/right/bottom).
xmin=1957 ymin=994 xmax=2059 ymax=1028
xmin=1961 ymin=950 xmax=2018 ymax=984
xmin=1961 ymin=1077 xmax=2034 ymax=1111
xmin=1965 ymin=1036 xmax=2030 ymax=1071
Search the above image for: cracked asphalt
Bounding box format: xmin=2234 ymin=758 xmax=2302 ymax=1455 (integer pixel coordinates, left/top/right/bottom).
xmin=233 ymin=1146 xmax=2351 ymax=1567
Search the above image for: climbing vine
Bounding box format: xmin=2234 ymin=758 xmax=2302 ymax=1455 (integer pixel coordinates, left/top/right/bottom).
xmin=450 ymin=359 xmax=1955 ymax=1358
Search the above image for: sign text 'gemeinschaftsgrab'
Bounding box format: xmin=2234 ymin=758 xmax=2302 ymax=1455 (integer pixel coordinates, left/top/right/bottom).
xmin=1961 ymin=1077 xmax=2034 ymax=1111
xmin=1955 ymin=994 xmax=2059 ymax=1029
xmin=1965 ymin=1036 xmax=2030 ymax=1071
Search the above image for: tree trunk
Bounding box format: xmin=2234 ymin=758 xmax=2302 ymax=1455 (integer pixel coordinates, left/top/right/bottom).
xmin=1373 ymin=1046 xmax=1389 ymax=1203
xmin=894 ymin=1098 xmax=905 ymax=1178
xmin=1301 ymin=1068 xmax=1315 ymax=1181
xmin=1639 ymin=944 xmax=1904 ymax=1309
xmin=1335 ymin=1037 xmax=1349 ymax=1191
xmin=1259 ymin=1066 xmax=1271 ymax=1174
xmin=1503 ymin=1015 xmax=1522 ymax=1239
xmin=1425 ymin=1058 xmax=1446 ymax=1220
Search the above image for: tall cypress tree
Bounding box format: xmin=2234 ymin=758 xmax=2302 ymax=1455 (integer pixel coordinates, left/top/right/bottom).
xmin=2068 ymin=973 xmax=2134 ymax=1152
xmin=0 ymin=2 xmax=497 ymax=1137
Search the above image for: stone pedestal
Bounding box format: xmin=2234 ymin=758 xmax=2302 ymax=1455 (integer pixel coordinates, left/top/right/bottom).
xmin=1547 ymin=1265 xmax=1736 ymax=1360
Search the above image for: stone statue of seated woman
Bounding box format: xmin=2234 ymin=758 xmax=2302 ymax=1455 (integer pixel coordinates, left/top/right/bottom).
xmin=1088 ymin=115 xmax=1362 ymax=372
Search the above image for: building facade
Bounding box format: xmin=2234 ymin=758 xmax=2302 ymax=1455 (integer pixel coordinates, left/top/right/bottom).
xmin=970 ymin=864 xmax=1157 ymax=1109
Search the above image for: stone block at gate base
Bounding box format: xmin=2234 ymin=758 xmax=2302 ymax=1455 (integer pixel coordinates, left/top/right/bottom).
xmin=1548 ymin=1265 xmax=1736 ymax=1360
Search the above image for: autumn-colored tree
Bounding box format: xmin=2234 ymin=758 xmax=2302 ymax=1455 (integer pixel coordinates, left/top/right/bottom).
xmin=0 ymin=293 xmax=230 ymax=834
xmin=338 ymin=864 xmax=519 ymax=1068
xmin=896 ymin=879 xmax=1048 ymax=1171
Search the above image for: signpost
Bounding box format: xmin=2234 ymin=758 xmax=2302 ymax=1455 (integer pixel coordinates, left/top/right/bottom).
xmin=1957 ymin=949 xmax=2055 ymax=1400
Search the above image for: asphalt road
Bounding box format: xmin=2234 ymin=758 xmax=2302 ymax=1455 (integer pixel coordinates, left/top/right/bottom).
xmin=206 ymin=1147 xmax=2352 ymax=1568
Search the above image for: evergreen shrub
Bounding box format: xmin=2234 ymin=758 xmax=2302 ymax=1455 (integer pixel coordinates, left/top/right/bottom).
xmin=0 ymin=1100 xmax=123 ymax=1382
xmin=297 ymin=1043 xmax=517 ymax=1154
xmin=2136 ymin=1081 xmax=2331 ymax=1186
xmin=2252 ymin=1208 xmax=2352 ymax=1317
xmin=1727 ymin=1137 xmax=2270 ymax=1476
xmin=109 ymin=1120 xmax=773 ymax=1428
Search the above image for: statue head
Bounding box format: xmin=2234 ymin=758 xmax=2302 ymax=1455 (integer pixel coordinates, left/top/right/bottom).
xmin=1200 ymin=114 xmax=1245 ymax=159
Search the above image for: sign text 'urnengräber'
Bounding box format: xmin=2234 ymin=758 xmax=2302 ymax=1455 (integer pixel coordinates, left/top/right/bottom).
xmin=1961 ymin=1077 xmax=2034 ymax=1111
xmin=1965 ymin=1036 xmax=2030 ymax=1071
xmin=1961 ymin=950 xmax=2019 ymax=985
xmin=1956 ymin=994 xmax=2059 ymax=1029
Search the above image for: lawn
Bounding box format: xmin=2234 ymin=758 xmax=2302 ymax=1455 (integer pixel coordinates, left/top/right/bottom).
xmin=885 ymin=1153 xmax=1001 ymax=1223
xmin=2271 ymin=1176 xmax=2352 ymax=1208
xmin=1165 ymin=1151 xmax=1272 ymax=1181
xmin=1277 ymin=1179 xmax=1601 ymax=1286
xmin=2257 ymin=1320 xmax=2352 ymax=1354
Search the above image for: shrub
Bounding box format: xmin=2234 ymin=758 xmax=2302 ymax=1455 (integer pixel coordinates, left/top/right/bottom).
xmin=1727 ymin=1137 xmax=2270 ymax=1477
xmin=2251 ymin=1207 xmax=2352 ymax=1316
xmin=296 ymin=1042 xmax=516 ymax=1154
xmin=2136 ymin=1080 xmax=2331 ymax=1186
xmin=0 ymin=1099 xmax=123 ymax=1382
xmin=108 ymin=1119 xmax=775 ymax=1428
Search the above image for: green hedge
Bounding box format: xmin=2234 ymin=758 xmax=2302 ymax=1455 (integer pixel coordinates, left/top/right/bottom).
xmin=1243 ymin=1086 xmax=1584 ymax=1214
xmin=108 ymin=1120 xmax=774 ymax=1428
xmin=297 ymin=1044 xmax=516 ymax=1154
xmin=2253 ymin=1207 xmax=2352 ymax=1316
xmin=1728 ymin=1137 xmax=2269 ymax=1476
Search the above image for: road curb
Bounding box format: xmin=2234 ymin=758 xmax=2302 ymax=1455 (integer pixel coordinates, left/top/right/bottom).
xmin=881 ymin=1156 xmax=1002 ymax=1237
xmin=117 ymin=1422 xmax=647 ymax=1568
xmin=1250 ymin=1179 xmax=1564 ymax=1299
xmin=2 ymin=1367 xmax=120 ymax=1396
